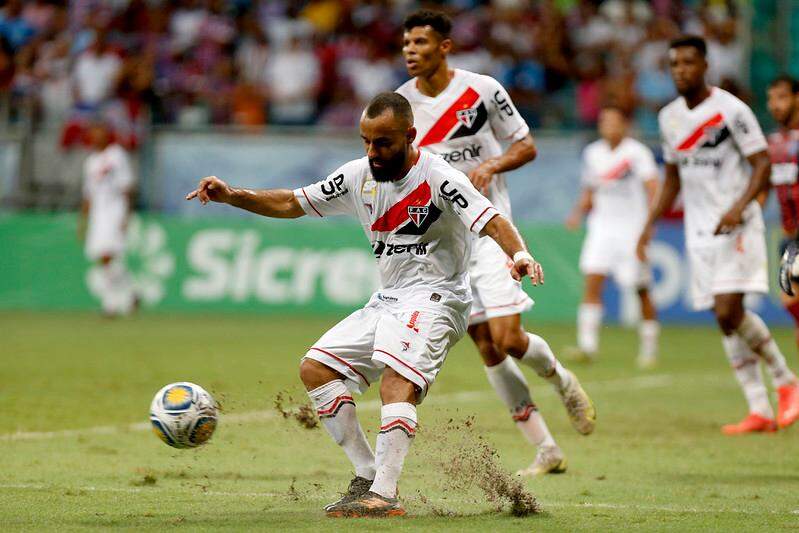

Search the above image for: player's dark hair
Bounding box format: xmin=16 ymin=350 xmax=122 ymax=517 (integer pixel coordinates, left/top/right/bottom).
xmin=403 ymin=10 xmax=452 ymax=40
xmin=769 ymin=74 xmax=799 ymax=94
xmin=600 ymin=104 xmax=630 ymax=120
xmin=365 ymin=92 xmax=414 ymax=125
xmin=669 ymin=35 xmax=707 ymax=57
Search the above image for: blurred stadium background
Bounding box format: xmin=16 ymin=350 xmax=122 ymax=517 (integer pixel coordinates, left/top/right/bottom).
xmin=1 ymin=0 xmax=797 ymax=325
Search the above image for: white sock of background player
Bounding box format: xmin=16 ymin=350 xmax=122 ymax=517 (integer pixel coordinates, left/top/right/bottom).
xmin=517 ymin=332 xmax=572 ymax=391
xmin=736 ymin=311 xmax=798 ymax=388
xmin=485 ymin=357 xmax=557 ymax=449
xmin=307 ymin=380 xmax=376 ymax=480
xmin=638 ymin=320 xmax=660 ymax=361
xmin=721 ymin=335 xmax=774 ymax=419
xmin=370 ymin=402 xmax=416 ymax=499
xmin=577 ymin=303 xmax=602 ymax=356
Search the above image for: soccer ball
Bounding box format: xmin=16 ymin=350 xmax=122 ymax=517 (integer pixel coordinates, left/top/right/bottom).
xmin=149 ymin=382 xmax=218 ymax=449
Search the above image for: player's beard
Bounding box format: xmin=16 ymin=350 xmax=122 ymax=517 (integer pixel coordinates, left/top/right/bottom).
xmin=369 ymin=150 xmax=408 ymax=182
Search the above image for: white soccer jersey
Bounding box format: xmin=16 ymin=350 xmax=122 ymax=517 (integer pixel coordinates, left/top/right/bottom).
xmin=581 ymin=137 xmax=658 ymax=237
xmin=396 ymin=69 xmax=530 ymax=219
xmin=293 ymin=151 xmax=499 ymax=308
xmin=82 ymin=143 xmax=135 ymax=259
xmin=659 ymin=87 xmax=768 ymax=246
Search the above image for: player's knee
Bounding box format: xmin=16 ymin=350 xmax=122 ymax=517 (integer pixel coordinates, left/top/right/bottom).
xmin=496 ymin=328 xmax=528 ymax=358
xmin=299 ymin=358 xmax=328 ymax=390
xmin=380 ymin=368 xmax=417 ymax=404
xmin=714 ymin=305 xmax=741 ymax=334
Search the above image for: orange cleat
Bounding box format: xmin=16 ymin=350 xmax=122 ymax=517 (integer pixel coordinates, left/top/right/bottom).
xmin=721 ymin=413 xmax=777 ymax=435
xmin=777 ymin=384 xmax=799 ymax=428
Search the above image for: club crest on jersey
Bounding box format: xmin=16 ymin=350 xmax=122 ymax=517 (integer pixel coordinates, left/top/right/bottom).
xmin=408 ymin=205 xmax=429 ymax=227
xmin=456 ymin=107 xmax=478 ymax=129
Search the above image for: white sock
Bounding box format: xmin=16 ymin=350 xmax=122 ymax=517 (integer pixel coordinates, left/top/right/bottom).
xmin=721 ymin=335 xmax=773 ymax=418
xmin=99 ymin=263 xmax=116 ymax=314
xmin=736 ymin=311 xmax=798 ymax=388
xmin=519 ymin=332 xmax=571 ymax=391
xmin=308 ymin=380 xmax=375 ymax=480
xmin=106 ymin=259 xmax=135 ymax=315
xmin=370 ymin=402 xmax=416 ymax=499
xmin=577 ymin=303 xmax=602 ymax=355
xmin=484 ymin=357 xmax=557 ymax=448
xmin=638 ymin=320 xmax=660 ymax=360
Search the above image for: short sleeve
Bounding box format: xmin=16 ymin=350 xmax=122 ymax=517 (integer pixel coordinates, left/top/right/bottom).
xmin=580 ymin=148 xmax=594 ymax=189
xmin=658 ymin=110 xmax=678 ymax=164
xmin=113 ymin=147 xmax=135 ymax=190
xmin=432 ymin=167 xmax=499 ymax=235
xmin=728 ymin=99 xmax=768 ymax=157
xmin=485 ymin=76 xmax=530 ymax=143
xmin=635 ymin=144 xmax=658 ymax=182
xmin=293 ymin=164 xmax=357 ymax=218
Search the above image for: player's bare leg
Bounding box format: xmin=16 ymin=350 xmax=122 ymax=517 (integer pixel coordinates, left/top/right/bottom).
xmin=300 ymin=359 xmax=377 ymax=512
xmin=327 ymin=368 xmax=413 ymax=518
xmin=469 ymin=322 xmax=565 ymax=476
xmin=487 ymin=314 xmax=596 ymax=436
xmin=714 ymin=293 xmax=799 ymax=432
xmin=573 ymin=273 xmax=605 ymax=362
xmin=637 ymin=287 xmax=660 ymax=369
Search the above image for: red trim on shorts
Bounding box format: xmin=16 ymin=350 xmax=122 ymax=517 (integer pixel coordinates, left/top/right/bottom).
xmin=373 ymin=349 xmax=429 ymax=387
xmin=470 ymin=207 xmax=496 ymax=232
xmin=301 ymin=187 xmax=323 ymax=217
xmin=308 ymin=347 xmax=370 ymax=385
xmin=470 ymin=298 xmax=531 ymax=317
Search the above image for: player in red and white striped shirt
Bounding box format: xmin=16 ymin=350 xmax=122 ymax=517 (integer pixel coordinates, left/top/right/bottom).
xmin=766 ymin=76 xmax=799 ymax=346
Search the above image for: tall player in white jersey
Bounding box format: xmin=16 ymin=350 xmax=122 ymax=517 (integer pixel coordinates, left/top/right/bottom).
xmin=79 ymin=121 xmax=136 ymax=317
xmin=566 ymin=106 xmax=660 ymax=368
xmin=396 ymin=10 xmax=595 ymax=476
xmin=186 ymin=93 xmax=552 ymax=517
xmin=637 ymin=36 xmax=799 ymax=434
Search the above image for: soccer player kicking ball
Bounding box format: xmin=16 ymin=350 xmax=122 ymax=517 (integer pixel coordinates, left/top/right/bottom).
xmin=187 ymin=93 xmax=546 ymax=517
xmin=79 ymin=121 xmax=137 ymax=317
xmin=566 ymin=106 xmax=660 ymax=368
xmin=766 ymin=76 xmax=799 ymax=344
xmin=637 ymin=36 xmax=799 ymax=434
xmin=395 ymin=10 xmax=595 ymax=477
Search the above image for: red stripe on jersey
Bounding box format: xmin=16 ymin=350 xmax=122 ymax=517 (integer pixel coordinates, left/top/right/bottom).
xmin=676 ymin=113 xmax=724 ymax=151
xmin=301 ymin=187 xmax=323 ymax=217
xmin=418 ymin=87 xmax=480 ymax=147
xmin=601 ymin=160 xmax=631 ymax=182
xmin=371 ymin=181 xmax=431 ymax=232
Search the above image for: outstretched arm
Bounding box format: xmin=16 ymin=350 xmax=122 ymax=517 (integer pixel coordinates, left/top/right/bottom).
xmin=480 ymin=214 xmax=544 ymax=285
xmin=636 ymin=163 xmax=680 ymax=261
xmin=186 ymin=176 xmax=306 ymax=218
xmin=469 ymin=134 xmax=537 ymax=192
xmin=565 ymin=187 xmax=593 ymax=230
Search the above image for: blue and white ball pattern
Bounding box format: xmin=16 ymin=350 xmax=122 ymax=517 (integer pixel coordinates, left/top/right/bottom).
xmin=150 ymin=382 xmax=218 ymax=449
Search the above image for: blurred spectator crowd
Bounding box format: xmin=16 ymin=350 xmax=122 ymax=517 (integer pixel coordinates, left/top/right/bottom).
xmin=0 ymin=0 xmax=744 ymax=149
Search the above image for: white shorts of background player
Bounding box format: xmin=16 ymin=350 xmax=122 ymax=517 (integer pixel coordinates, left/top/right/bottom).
xmin=468 ymin=236 xmax=534 ymax=325
xmin=85 ymin=210 xmax=127 ymax=261
xmin=579 ymin=229 xmax=652 ymax=289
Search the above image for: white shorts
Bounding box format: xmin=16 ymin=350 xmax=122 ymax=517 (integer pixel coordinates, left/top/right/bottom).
xmin=579 ymin=229 xmax=652 ymax=288
xmin=85 ymin=214 xmax=126 ymax=261
xmin=468 ymin=237 xmax=534 ymax=326
xmin=687 ymin=224 xmax=769 ymax=311
xmin=303 ymin=291 xmax=467 ymax=402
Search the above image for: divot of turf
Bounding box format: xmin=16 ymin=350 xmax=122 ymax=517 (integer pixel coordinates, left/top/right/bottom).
xmin=274 ymin=391 xmax=320 ymax=429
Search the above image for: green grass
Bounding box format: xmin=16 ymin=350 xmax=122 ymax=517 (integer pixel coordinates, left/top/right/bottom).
xmin=2 ymin=311 xmax=799 ymax=531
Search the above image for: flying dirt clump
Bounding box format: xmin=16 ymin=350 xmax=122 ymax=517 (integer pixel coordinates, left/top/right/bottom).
xmin=274 ymin=391 xmax=319 ymax=430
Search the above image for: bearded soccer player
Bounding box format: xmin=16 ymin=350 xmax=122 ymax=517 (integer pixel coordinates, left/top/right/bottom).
xmin=187 ymin=93 xmax=546 ymax=517
xmin=566 ymin=106 xmax=660 ymax=368
xmin=396 ymin=10 xmax=595 ymax=477
xmin=637 ymin=36 xmax=799 ymax=434
xmin=766 ymin=76 xmax=799 ymax=345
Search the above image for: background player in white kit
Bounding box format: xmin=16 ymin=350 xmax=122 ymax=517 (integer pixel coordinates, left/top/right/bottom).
xmin=79 ymin=121 xmax=136 ymax=317
xmin=185 ymin=93 xmax=553 ymax=517
xmin=566 ymin=106 xmax=660 ymax=368
xmin=637 ymin=36 xmax=799 ymax=434
xmin=396 ymin=10 xmax=595 ymax=477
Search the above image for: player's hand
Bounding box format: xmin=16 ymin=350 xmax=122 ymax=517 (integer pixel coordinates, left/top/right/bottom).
xmin=186 ymin=176 xmax=234 ymax=205
xmin=714 ymin=206 xmax=744 ymax=235
xmin=468 ymin=159 xmax=500 ymax=193
xmin=512 ymin=255 xmax=544 ymax=286
xmin=565 ymin=211 xmax=582 ymax=231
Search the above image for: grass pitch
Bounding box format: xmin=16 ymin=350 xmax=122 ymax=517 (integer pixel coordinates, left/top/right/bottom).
xmin=2 ymin=311 xmax=799 ymax=531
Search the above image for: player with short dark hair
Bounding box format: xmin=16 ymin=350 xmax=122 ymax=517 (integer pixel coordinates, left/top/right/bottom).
xmin=766 ymin=76 xmax=799 ymax=336
xmin=186 ymin=92 xmax=545 ymax=517
xmin=637 ymin=36 xmax=799 ymax=434
xmin=396 ymin=9 xmax=595 ymax=477
xmin=566 ymin=105 xmax=660 ymax=367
